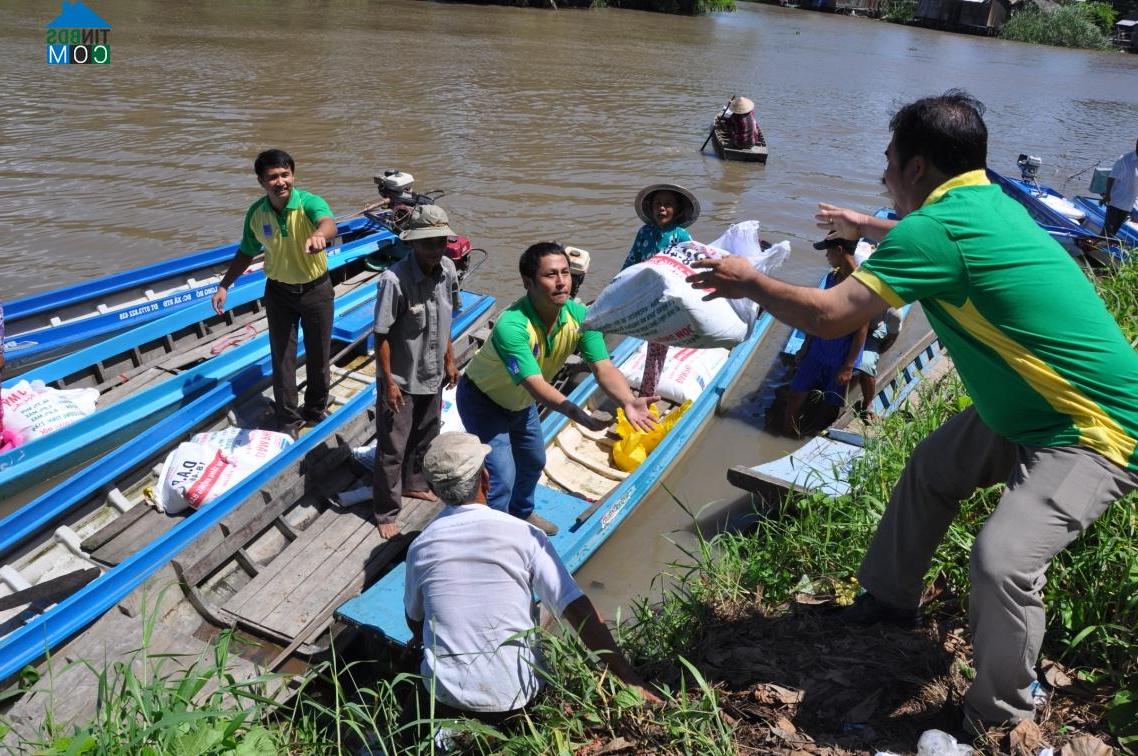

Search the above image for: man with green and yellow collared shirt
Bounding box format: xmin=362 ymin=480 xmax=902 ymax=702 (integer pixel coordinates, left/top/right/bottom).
xmin=212 ymin=149 xmax=338 ymax=435
xmin=457 ymin=242 xmax=659 ymax=537
xmin=687 ymin=91 xmax=1138 ymax=733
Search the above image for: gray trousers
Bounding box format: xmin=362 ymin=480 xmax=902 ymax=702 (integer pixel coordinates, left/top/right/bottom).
xmin=264 ymin=275 xmax=333 ymax=425
xmin=858 ymin=407 xmax=1138 ymax=723
xmin=373 ymin=389 xmax=442 ymax=521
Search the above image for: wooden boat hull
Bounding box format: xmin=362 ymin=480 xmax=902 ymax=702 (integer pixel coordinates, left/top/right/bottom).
xmin=2 ymin=217 xmax=393 ymax=374
xmin=710 ymin=124 xmax=768 ymax=163
xmin=0 ymin=272 xmax=390 ymax=503
xmin=0 ymin=291 xmax=496 ymax=693
xmin=335 ymin=311 xmax=774 ymax=645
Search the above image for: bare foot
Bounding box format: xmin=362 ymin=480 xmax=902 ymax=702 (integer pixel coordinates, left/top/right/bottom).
xmin=403 ymin=489 xmax=438 ymax=502
xmin=377 ymin=521 xmax=401 ymax=540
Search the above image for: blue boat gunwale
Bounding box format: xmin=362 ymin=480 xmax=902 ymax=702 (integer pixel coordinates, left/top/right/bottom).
xmin=6 ymin=224 xmax=396 ymax=391
xmin=3 ymin=216 xmax=377 ymax=324
xmin=0 ymin=291 xmax=497 ymax=686
xmin=3 ymin=220 xmax=397 ymax=369
xmin=335 ymin=309 xmax=774 ymax=643
xmin=0 ymin=276 xmax=384 ymax=502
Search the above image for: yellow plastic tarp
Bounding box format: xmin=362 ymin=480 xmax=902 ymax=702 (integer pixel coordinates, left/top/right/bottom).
xmin=611 ymin=400 xmax=692 ymax=472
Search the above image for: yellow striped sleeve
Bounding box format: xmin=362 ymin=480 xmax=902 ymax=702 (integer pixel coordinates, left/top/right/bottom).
xmin=852 ymin=269 xmax=906 ymax=308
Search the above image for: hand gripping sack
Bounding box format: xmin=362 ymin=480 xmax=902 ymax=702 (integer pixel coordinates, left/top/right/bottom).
xmin=583 ymin=222 xmax=789 ymax=348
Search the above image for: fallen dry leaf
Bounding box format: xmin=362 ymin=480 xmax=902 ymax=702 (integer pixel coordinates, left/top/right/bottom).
xmin=1041 ymin=659 xmax=1073 ymax=689
xmin=594 ymin=737 xmax=635 ymax=755
xmin=752 ymin=682 xmax=805 ymax=706
xmin=771 ymin=714 xmax=798 ymax=740
xmin=1007 ymin=718 xmax=1044 ymax=755
xmin=1059 ymin=734 xmax=1113 ymax=756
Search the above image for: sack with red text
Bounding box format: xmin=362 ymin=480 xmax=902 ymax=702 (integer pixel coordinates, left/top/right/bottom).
xmin=1 ymin=379 xmax=100 ymax=442
xmin=155 ymin=429 xmax=292 ymax=514
xmin=583 ymin=224 xmax=789 ymax=348
xmin=619 ymin=343 xmax=729 ymax=403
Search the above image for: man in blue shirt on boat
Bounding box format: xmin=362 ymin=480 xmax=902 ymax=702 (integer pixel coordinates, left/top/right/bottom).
xmin=211 ymin=149 xmax=338 ymax=437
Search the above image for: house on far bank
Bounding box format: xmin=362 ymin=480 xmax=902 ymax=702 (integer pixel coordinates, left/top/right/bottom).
xmin=913 ymin=0 xmax=1019 ymax=34
xmin=1116 ymin=18 xmax=1138 ymax=51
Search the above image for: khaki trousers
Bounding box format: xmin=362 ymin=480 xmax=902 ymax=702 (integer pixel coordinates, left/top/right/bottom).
xmin=857 ymin=407 xmax=1138 ymax=722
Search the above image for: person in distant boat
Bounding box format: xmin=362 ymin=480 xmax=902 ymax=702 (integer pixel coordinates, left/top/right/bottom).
xmin=623 ymin=183 xmax=700 ymax=397
xmin=719 ymin=96 xmax=763 ymax=150
xmin=371 ymin=204 xmax=461 ymax=540
xmin=399 ymin=432 xmax=657 ymax=740
xmin=688 ymin=90 xmax=1138 ymax=735
xmin=212 ymin=149 xmax=338 ymax=437
xmin=1103 ymin=137 xmax=1138 ymax=237
xmin=457 ymin=242 xmax=659 ymax=537
xmin=848 ymin=242 xmax=902 ymax=420
xmin=782 ymin=237 xmax=867 ymax=437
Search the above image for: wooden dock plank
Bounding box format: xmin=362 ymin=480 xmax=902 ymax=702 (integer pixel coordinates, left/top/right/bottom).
xmin=223 ymin=499 xmax=440 ymax=644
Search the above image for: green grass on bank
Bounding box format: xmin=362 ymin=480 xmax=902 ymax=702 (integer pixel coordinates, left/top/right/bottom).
xmin=999 ymin=0 xmax=1115 ymax=49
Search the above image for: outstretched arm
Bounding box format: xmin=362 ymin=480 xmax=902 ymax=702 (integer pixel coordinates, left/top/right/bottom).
xmin=687 ymin=257 xmax=890 ymax=339
xmin=521 ymin=374 xmax=610 ymax=431
xmin=562 ymin=596 xmax=660 ymax=704
xmin=590 ymin=359 xmax=659 ymax=432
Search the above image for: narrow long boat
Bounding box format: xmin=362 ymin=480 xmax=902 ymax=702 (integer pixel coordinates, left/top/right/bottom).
xmin=0 ymin=291 xmax=496 ymax=714
xmin=727 ymin=329 xmax=946 ymax=499
xmin=709 ymin=123 xmax=769 ymax=163
xmin=335 ymin=310 xmax=774 ymax=645
xmin=0 ymin=264 xmax=389 ymax=503
xmin=2 ymin=216 xmax=387 ymax=374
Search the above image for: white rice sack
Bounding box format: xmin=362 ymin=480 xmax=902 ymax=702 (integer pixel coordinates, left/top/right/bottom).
xmin=155 ymin=429 xmax=292 ymax=514
xmin=619 ymin=343 xmax=729 ymax=403
xmin=190 ymin=427 xmax=292 ymax=467
xmin=440 ymin=384 xmax=464 ymax=433
xmin=155 ymin=442 xmax=244 ymax=514
xmin=1 ymin=379 xmax=101 ymax=441
xmin=584 ymin=230 xmax=789 ymax=349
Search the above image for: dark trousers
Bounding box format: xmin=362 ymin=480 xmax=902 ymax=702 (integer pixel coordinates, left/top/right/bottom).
xmin=1103 ymin=205 xmax=1131 ymax=237
xmin=373 ymin=389 xmax=442 ymax=519
xmin=264 ymin=275 xmax=333 ymax=425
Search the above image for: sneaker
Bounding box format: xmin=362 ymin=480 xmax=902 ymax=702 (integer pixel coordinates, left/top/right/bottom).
xmin=837 ymin=591 xmax=921 ymax=629
xmin=523 ymin=512 xmax=559 ymax=536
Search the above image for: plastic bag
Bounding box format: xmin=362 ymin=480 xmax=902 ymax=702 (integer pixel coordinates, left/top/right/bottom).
xmin=584 ymin=222 xmax=789 ymax=348
xmin=611 ymin=400 xmax=691 ymax=472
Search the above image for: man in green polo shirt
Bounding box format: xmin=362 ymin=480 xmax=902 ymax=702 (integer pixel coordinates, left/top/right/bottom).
xmin=688 ymin=91 xmax=1138 ymax=733
xmin=211 ymin=149 xmax=338 ymax=435
xmin=457 ymin=242 xmax=658 ymax=536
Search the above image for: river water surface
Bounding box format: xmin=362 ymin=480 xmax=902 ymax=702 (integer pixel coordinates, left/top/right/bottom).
xmin=1 ymin=0 xmax=1136 ymax=616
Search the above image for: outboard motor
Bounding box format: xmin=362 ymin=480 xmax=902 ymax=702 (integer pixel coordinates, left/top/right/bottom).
xmin=565 ymin=246 xmax=591 ymax=300
xmin=1017 ymin=154 xmax=1042 ymax=183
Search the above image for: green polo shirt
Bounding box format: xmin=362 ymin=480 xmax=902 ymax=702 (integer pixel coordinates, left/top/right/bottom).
xmin=853 ymin=169 xmax=1138 ymax=470
xmin=465 ymin=296 xmax=610 ymax=411
xmin=238 ymin=188 xmax=333 ymax=285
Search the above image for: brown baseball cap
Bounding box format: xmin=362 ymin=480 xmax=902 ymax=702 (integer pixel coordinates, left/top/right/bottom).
xmin=400 ymin=204 xmax=455 ymax=241
xmin=423 ymin=432 xmax=492 ymax=490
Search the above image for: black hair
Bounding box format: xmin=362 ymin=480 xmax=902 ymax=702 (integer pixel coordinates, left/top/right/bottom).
xmin=889 ymin=90 xmax=987 ymax=177
xmin=254 ymin=149 xmax=295 ymax=179
xmin=519 ymin=242 xmax=570 ymax=281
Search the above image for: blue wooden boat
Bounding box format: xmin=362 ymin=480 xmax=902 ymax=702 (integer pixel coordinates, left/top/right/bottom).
xmin=2 ymin=216 xmax=391 ymax=374
xmin=5 ymin=224 xmax=396 ymax=404
xmin=728 ymin=330 xmax=946 ymax=498
xmin=335 ymin=311 xmax=774 ymax=645
xmin=987 ymin=165 xmax=1131 ymax=266
xmin=0 ymin=291 xmax=497 ymax=692
xmin=0 ymin=275 xmax=384 ymax=503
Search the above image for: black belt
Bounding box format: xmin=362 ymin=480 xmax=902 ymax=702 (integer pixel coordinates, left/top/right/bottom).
xmin=268 ymin=271 xmax=329 ymax=294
